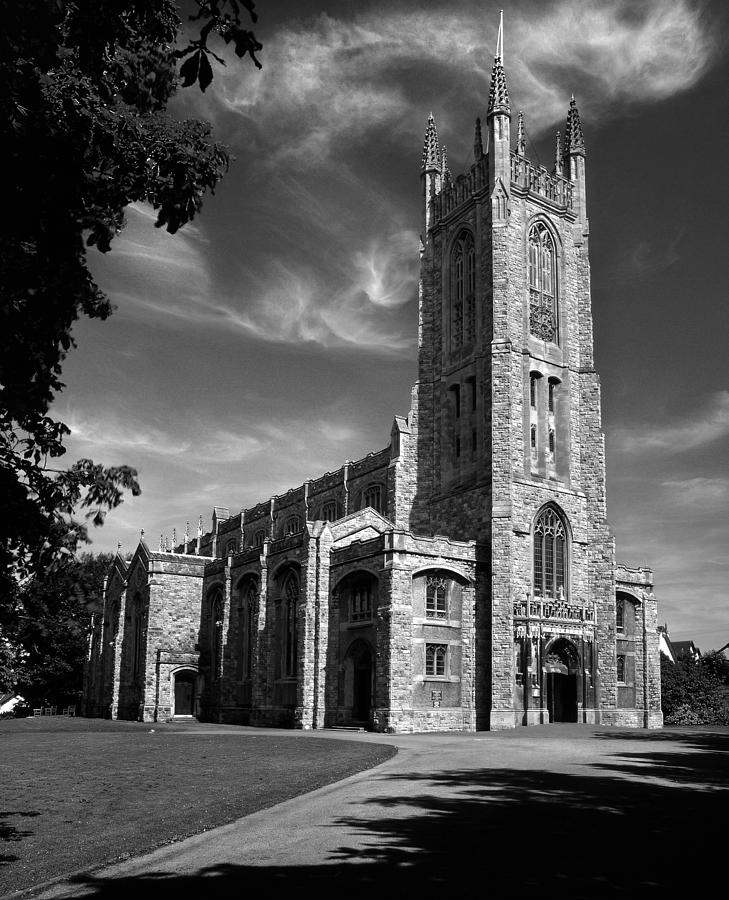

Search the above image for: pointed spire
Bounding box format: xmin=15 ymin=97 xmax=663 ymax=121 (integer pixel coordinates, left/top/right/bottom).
xmin=564 ymin=94 xmax=585 ymax=156
xmin=159 ymin=533 xmax=164 ymax=552
xmin=487 ymin=11 xmax=510 ymax=118
xmin=117 ymin=541 xmax=122 ymax=553
xmin=496 ymin=9 xmax=504 ymax=63
xmin=172 ymin=527 xmax=177 ymax=549
xmin=184 ymin=521 xmax=190 ymax=543
xmin=474 ymin=117 xmax=483 ymax=159
xmin=421 ymin=112 xmax=441 ymax=171
xmin=441 ymin=145 xmax=451 ymax=184
xmin=554 ymin=131 xmax=563 ymax=175
xmin=197 ymin=515 xmax=203 ymax=538
xmin=517 ymin=110 xmax=526 ymax=155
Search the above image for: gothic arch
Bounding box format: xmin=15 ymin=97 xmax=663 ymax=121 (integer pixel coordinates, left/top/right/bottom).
xmin=448 ymin=228 xmax=477 ymax=349
xmin=531 ymin=503 xmax=571 ymax=599
xmin=526 ymin=216 xmax=562 ymax=344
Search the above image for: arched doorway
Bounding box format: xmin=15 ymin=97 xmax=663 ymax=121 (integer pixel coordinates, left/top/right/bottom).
xmin=344 ymin=639 xmax=374 ymax=725
xmin=173 ymin=669 xmax=197 ymax=717
xmin=544 ymin=638 xmax=579 ymax=723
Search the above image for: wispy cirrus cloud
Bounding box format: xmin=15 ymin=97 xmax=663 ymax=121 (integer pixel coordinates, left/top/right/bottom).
xmin=194 ymin=0 xmax=720 ymax=168
xmin=612 ymin=390 xmax=729 ymax=454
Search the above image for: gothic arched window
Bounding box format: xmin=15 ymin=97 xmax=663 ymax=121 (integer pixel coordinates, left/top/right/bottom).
xmin=528 ymin=222 xmax=558 ymax=343
xmin=533 ymin=506 xmax=568 ymax=599
xmin=240 ymin=580 xmax=257 ymax=680
xmin=282 ymin=573 xmax=298 ymax=678
xmin=132 ymin=595 xmax=145 ymax=680
xmin=362 ymin=484 xmax=382 ymax=513
xmin=210 ymin=588 xmax=224 ymax=680
xmin=451 ymin=232 xmax=476 ymax=348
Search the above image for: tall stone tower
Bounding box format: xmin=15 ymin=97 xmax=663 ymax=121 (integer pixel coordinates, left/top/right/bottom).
xmin=412 ymin=19 xmax=618 ymax=728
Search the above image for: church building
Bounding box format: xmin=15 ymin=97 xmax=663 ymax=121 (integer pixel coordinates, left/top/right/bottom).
xmin=84 ymin=28 xmax=663 ymax=732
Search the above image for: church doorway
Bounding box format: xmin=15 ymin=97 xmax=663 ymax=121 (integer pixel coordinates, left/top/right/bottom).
xmin=544 ymin=639 xmax=579 ymax=723
xmin=344 ymin=640 xmax=374 ymax=726
xmin=173 ymin=670 xmax=196 ymax=717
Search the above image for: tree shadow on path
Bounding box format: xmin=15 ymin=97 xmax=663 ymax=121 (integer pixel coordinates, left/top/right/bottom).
xmin=55 ymin=730 xmax=729 ymax=898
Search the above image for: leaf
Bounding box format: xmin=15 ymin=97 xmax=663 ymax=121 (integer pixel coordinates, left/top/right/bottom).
xmin=198 ymin=52 xmax=213 ymax=93
xmin=179 ymin=51 xmax=200 ymax=88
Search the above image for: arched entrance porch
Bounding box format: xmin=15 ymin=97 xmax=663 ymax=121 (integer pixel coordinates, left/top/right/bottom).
xmin=544 ymin=638 xmax=579 ymax=723
xmin=342 ymin=639 xmax=374 ymax=727
xmin=172 ymin=668 xmax=198 ymax=718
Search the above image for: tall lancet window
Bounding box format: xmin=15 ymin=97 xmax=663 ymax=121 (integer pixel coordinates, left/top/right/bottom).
xmin=451 ymin=232 xmax=476 ymax=348
xmin=533 ymin=506 xmax=568 ymax=599
xmin=528 ymin=222 xmax=558 ymax=343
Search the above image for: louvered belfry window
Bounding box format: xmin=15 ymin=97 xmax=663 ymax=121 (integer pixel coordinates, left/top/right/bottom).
xmin=533 ymin=507 xmax=567 ymax=598
xmin=528 ymin=223 xmax=557 ymax=343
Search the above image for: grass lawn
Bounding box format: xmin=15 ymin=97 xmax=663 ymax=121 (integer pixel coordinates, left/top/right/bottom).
xmin=0 ymin=718 xmax=396 ymax=896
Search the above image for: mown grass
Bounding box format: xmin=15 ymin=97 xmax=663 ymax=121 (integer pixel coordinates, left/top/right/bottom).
xmin=0 ymin=718 xmax=396 ymax=896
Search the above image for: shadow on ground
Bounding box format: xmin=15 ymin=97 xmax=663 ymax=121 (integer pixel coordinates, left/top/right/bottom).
xmin=59 ymin=729 xmax=727 ymax=898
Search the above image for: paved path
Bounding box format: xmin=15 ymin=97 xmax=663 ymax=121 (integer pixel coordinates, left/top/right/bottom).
xmin=34 ymin=725 xmax=728 ymax=898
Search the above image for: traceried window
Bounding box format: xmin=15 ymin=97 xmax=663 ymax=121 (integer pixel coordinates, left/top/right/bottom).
xmin=132 ymin=595 xmax=145 ymax=680
xmin=226 ymin=540 xmax=238 ymax=556
xmin=451 ymin=232 xmax=476 ymax=348
xmin=425 ymin=643 xmax=447 ymax=677
xmin=351 ymin=582 xmax=372 ymax=622
xmin=426 ymin=575 xmax=448 ymax=619
xmin=320 ymin=500 xmax=337 ymax=522
xmin=283 ymin=515 xmax=301 ymax=536
xmin=528 ymin=222 xmax=558 ymax=343
xmin=241 ymin=581 xmax=257 ymax=679
xmin=362 ymin=484 xmax=382 ymax=513
xmin=282 ymin=573 xmax=298 ymax=678
xmin=254 ymin=529 xmax=266 ymax=548
xmin=533 ymin=506 xmax=568 ymax=599
xmin=616 ymin=598 xmax=625 ymax=633
xmin=617 ymin=654 xmax=626 ymax=683
xmin=210 ymin=588 xmax=224 ymax=680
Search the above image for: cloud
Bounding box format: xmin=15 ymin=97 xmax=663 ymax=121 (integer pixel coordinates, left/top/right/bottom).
xmin=195 ymin=0 xmax=719 ymax=169
xmin=612 ymin=390 xmax=729 ymax=454
xmin=660 ymin=477 xmax=729 ymax=509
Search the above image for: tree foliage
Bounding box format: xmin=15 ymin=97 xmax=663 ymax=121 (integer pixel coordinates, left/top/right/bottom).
xmin=661 ymin=652 xmax=729 ymax=725
xmin=0 ymin=2 xmax=261 ymax=600
xmin=1 ymin=552 xmax=113 ymax=705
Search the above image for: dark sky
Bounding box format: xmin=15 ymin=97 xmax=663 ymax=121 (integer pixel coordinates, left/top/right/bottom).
xmin=57 ymin=0 xmax=729 ymax=648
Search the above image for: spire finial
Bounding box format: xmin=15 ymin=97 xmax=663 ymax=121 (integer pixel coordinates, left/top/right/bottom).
xmin=159 ymin=533 xmax=164 ymax=552
xmin=441 ymin=145 xmax=451 ymax=184
xmin=564 ymin=95 xmax=586 ymax=156
xmin=496 ymin=9 xmax=504 ymax=62
xmin=517 ymin=110 xmax=525 ymax=156
xmin=117 ymin=541 xmax=122 ymax=552
xmin=184 ymin=521 xmax=190 ymax=542
xmin=554 ymin=132 xmax=564 ymax=175
xmin=474 ymin=117 xmax=483 ymax=159
xmin=487 ymin=12 xmax=510 ymax=119
xmin=554 ymin=131 xmax=563 ymax=175
xmin=421 ymin=113 xmax=441 ymax=171
xmin=197 ymin=515 xmax=203 ymax=538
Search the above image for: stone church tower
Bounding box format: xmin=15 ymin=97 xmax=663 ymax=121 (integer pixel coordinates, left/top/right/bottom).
xmin=84 ymin=24 xmax=662 ymax=731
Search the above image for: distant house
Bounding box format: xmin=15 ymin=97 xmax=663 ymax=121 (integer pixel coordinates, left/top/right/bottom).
xmin=672 ymin=641 xmax=702 ymax=663
xmin=658 ymin=625 xmax=676 ymax=663
xmin=0 ymin=694 xmax=24 ymax=716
